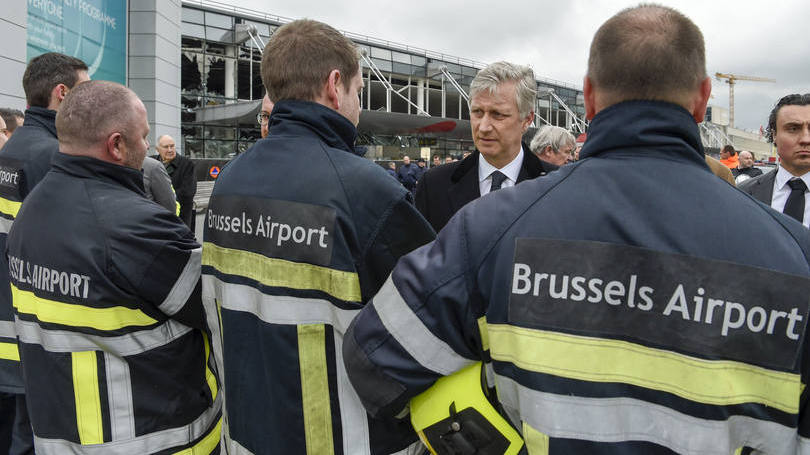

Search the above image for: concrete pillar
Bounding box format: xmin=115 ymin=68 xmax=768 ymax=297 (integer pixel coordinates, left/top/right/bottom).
xmin=225 ymin=45 xmax=235 ymax=103
xmin=0 ymin=0 xmax=28 ymax=110
xmin=128 ymin=0 xmax=182 ymax=153
xmin=417 ymin=78 xmax=425 ymax=113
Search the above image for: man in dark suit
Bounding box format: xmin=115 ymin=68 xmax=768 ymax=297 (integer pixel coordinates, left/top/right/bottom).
xmin=156 ymin=134 xmax=197 ymax=228
xmin=739 ymin=94 xmax=810 ymax=227
xmin=414 ymin=61 xmax=558 ymax=232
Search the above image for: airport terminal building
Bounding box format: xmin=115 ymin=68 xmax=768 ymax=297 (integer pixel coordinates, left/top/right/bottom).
xmin=1 ymin=0 xmax=586 ymax=171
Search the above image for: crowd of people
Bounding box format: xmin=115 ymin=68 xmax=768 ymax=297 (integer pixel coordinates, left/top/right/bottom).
xmin=0 ymin=3 xmax=809 ymax=455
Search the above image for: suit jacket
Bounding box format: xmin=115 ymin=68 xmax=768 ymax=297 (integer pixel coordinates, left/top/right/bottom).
xmin=414 ymin=143 xmax=558 ymax=232
xmin=738 ymin=168 xmax=776 ymax=204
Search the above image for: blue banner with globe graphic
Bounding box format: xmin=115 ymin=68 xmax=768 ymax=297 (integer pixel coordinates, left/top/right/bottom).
xmin=27 ymin=0 xmax=127 ymax=84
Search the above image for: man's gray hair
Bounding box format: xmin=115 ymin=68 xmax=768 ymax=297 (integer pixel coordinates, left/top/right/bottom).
xmin=529 ymin=125 xmax=576 ymax=155
xmin=469 ymin=61 xmax=537 ymax=118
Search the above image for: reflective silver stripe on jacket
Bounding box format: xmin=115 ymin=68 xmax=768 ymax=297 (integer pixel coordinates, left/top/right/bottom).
xmin=495 ymin=373 xmax=798 ymax=454
xmin=33 ymin=394 xmax=221 ymax=454
xmin=158 ymin=247 xmax=201 ymax=316
xmin=205 ymin=275 xmax=375 ymax=453
xmin=208 ymin=276 xmax=359 ymax=332
xmin=105 ymin=352 xmax=135 ymax=441
xmin=0 ymin=218 xmax=13 ymax=235
xmin=334 ymin=329 xmax=370 ymax=454
xmin=15 ymin=317 xmax=193 ymax=355
xmin=373 ymin=276 xmax=471 ymax=376
xmin=0 ymin=321 xmax=17 ymax=339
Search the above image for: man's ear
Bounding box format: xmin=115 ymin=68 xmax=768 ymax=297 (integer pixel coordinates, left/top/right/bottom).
xmin=324 ymin=69 xmax=342 ymax=110
xmin=691 ymin=76 xmax=712 ymax=123
xmin=105 ymin=133 xmax=125 ymax=164
xmin=584 ymin=77 xmax=597 ymax=120
xmin=522 ymin=110 xmax=534 ymax=133
xmin=49 ymin=83 xmax=69 ymax=110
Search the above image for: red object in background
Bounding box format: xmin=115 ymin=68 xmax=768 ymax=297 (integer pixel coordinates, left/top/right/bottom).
xmin=416 ymin=121 xmax=456 ymax=134
xmin=576 ymin=133 xmax=587 ymax=143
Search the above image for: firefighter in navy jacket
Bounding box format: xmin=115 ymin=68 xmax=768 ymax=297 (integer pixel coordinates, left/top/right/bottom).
xmin=6 ymin=81 xmax=221 ymax=454
xmin=343 ymin=6 xmax=810 ymax=454
xmin=202 ymin=20 xmax=435 ymax=455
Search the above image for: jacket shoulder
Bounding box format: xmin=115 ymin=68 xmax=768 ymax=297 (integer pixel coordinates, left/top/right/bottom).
xmin=738 ymin=168 xmax=775 ymax=193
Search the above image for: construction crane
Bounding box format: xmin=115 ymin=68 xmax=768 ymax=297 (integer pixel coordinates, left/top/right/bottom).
xmin=714 ymin=73 xmax=775 ymax=128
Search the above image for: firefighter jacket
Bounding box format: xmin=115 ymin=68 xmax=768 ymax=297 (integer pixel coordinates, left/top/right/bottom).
xmin=344 ymin=101 xmax=810 ymax=454
xmin=6 ymin=153 xmax=221 ymax=454
xmin=202 ymin=99 xmax=435 ymax=455
xmin=0 ymin=106 xmax=60 ymax=393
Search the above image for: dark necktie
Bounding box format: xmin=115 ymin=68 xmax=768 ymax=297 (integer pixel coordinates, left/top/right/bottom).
xmin=784 ymin=178 xmax=807 ymax=223
xmin=490 ymin=171 xmax=507 ymax=192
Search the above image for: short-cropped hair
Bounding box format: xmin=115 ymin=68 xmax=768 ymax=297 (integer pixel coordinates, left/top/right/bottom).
xmin=530 ymin=125 xmax=576 ymax=155
xmin=722 ymin=144 xmax=736 ymax=154
xmin=261 ymin=19 xmax=360 ymax=103
xmin=766 ymin=94 xmax=810 ymax=143
xmin=0 ymin=108 xmax=24 ymax=132
xmin=23 ymin=52 xmax=88 ymax=108
xmin=587 ymin=4 xmax=706 ymax=106
xmin=56 ymin=80 xmax=139 ymax=149
xmin=469 ymin=62 xmax=536 ymax=118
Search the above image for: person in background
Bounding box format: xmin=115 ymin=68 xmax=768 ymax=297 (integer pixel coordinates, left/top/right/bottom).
xmin=529 ymin=125 xmax=576 ymax=165
xmin=732 ymin=150 xmax=763 ymax=184
xmin=0 ymin=109 xmax=24 ymax=138
xmin=142 ymin=154 xmax=177 ymax=212
xmin=718 ymin=144 xmax=738 ymax=169
xmin=740 ymin=94 xmax=810 ymax=226
xmin=258 ymin=94 xmax=274 ymax=139
xmin=396 ymin=155 xmax=419 ymax=192
xmin=156 ymin=134 xmax=196 ymax=228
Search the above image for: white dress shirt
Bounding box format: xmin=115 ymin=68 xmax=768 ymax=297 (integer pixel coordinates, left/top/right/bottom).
xmin=478 ymin=147 xmax=524 ymax=196
xmin=771 ymin=166 xmax=810 ymax=228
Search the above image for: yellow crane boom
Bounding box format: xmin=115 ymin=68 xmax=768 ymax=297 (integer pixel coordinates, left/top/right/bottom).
xmin=715 ymin=72 xmax=776 ymax=128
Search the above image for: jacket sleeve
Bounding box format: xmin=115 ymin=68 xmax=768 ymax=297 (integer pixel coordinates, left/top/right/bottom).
xmin=413 ymin=172 xmax=429 ymax=221
xmin=109 ymin=207 xmax=205 ymax=332
xmin=344 ymin=208 xmax=482 ymax=418
xmin=175 ymin=158 xmax=197 ymax=204
xmin=357 ymin=192 xmax=435 ymax=302
xmin=150 ymin=161 xmax=178 ymax=212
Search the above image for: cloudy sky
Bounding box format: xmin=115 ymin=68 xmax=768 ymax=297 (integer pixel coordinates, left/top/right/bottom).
xmin=233 ymin=0 xmax=807 ymax=132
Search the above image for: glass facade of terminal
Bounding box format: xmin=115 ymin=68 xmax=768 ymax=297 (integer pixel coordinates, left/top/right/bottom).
xmin=179 ymin=4 xmax=585 ymax=160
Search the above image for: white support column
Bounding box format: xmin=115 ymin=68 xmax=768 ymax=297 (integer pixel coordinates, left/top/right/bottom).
xmin=225 ymin=45 xmax=235 ymax=103
xmin=441 ymin=74 xmax=446 ymax=118
xmin=417 ymin=78 xmax=425 ymax=113
xmin=385 ymin=73 xmax=391 ymax=112
xmin=0 ymin=0 xmax=27 ymax=109
xmin=128 ymin=0 xmax=182 ymax=153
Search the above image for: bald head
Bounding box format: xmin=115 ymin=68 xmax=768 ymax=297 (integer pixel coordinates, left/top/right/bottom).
xmin=56 ymin=80 xmax=150 ymax=169
xmin=586 ymin=5 xmax=708 ymax=112
xmin=157 ymin=135 xmax=177 ymax=162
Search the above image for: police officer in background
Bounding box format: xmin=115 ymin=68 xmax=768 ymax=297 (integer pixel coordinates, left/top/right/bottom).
xmin=0 ymin=52 xmax=89 ymax=455
xmin=202 ymin=19 xmax=433 ymax=455
xmin=343 ymin=5 xmax=810 ymax=453
xmin=7 ymin=80 xmax=220 ymax=453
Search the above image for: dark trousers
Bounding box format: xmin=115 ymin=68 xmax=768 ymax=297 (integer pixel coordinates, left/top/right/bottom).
xmin=0 ymin=393 xmax=34 ymax=455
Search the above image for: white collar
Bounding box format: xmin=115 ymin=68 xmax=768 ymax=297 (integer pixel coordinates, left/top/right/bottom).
xmin=478 ymin=147 xmax=524 ymax=183
xmin=775 ymin=165 xmax=810 ymax=191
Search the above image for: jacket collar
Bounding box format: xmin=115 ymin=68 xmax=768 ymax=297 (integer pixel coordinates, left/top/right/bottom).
xmin=266 ymin=99 xmax=359 ymax=155
xmin=51 ymin=153 xmax=146 ymax=195
xmin=451 ymin=141 xmax=555 ymax=183
xmin=581 ymin=100 xmax=705 ymax=166
xmin=23 ymin=107 xmax=58 ymax=138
